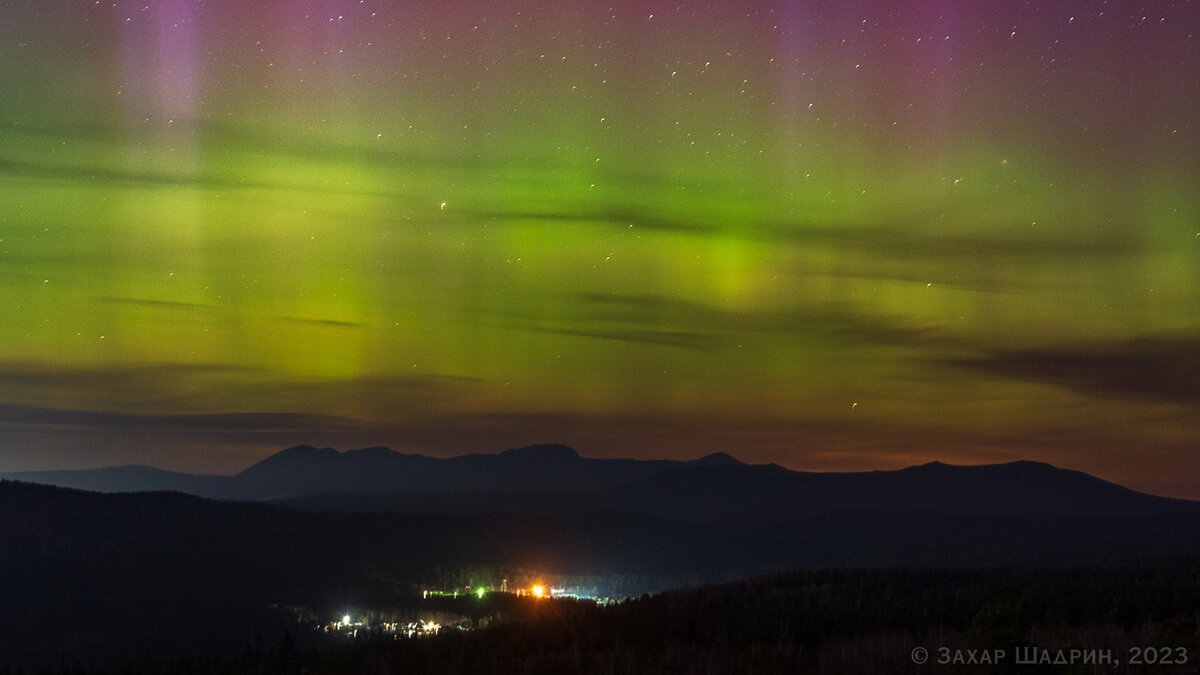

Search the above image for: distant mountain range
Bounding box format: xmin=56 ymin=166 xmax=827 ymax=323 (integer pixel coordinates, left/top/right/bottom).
xmin=1 ymin=444 xmax=743 ymax=501
xmin=4 ymin=444 xmax=1195 ymax=524
xmin=4 ymin=446 xmax=1200 ymax=668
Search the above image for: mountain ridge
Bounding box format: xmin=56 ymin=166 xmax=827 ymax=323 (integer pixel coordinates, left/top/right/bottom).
xmin=5 ymin=445 xmax=1196 ymax=524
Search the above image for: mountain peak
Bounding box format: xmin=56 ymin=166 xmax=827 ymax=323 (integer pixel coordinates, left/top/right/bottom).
xmin=914 ymin=460 xmax=951 ymax=469
xmin=1002 ymin=459 xmax=1058 ymax=470
xmin=270 ymin=445 xmax=340 ymax=461
xmin=691 ymin=452 xmax=743 ymax=466
xmin=499 ymin=444 xmax=580 ymax=461
xmin=237 ymin=445 xmax=340 ymax=477
xmin=342 ymin=446 xmax=400 ymax=459
xmin=910 ymin=459 xmax=1062 ymax=473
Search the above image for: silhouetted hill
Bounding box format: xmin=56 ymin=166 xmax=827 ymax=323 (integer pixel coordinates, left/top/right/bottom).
xmin=4 ymin=479 xmax=1200 ymax=669
xmin=690 ymin=451 xmax=744 ymax=466
xmin=0 ymin=464 xmax=238 ymax=497
xmin=7 ymin=446 xmax=1195 ymax=525
xmin=600 ymin=459 xmax=1198 ymax=522
xmin=3 ymin=444 xmax=746 ymax=500
xmin=497 ymin=443 xmax=581 ymax=461
xmin=272 ymin=459 xmax=1198 ymax=523
xmin=0 ymin=479 xmax=697 ymax=668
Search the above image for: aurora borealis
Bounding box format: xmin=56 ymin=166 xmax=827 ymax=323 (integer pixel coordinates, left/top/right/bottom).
xmin=0 ymin=0 xmax=1197 ymax=497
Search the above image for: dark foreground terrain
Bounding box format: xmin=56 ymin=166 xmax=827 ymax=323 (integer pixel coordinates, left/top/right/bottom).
xmin=3 ymin=467 xmax=1200 ymax=672
xmin=13 ymin=558 xmax=1200 ymax=674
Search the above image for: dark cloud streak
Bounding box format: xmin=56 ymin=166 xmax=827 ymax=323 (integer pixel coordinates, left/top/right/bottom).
xmin=280 ymin=316 xmax=363 ymax=329
xmin=0 ymin=403 xmax=357 ymax=433
xmin=94 ymin=296 xmax=221 ymax=313
xmin=946 ymin=336 xmax=1200 ymax=404
xmin=574 ymin=292 xmax=940 ymax=348
xmin=517 ymin=325 xmax=720 ymax=351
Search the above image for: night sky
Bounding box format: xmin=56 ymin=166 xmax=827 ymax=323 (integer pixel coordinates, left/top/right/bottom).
xmin=0 ymin=0 xmax=1197 ymax=498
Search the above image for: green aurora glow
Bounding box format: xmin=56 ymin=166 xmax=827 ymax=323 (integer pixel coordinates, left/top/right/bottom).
xmin=0 ymin=0 xmax=1197 ymax=497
